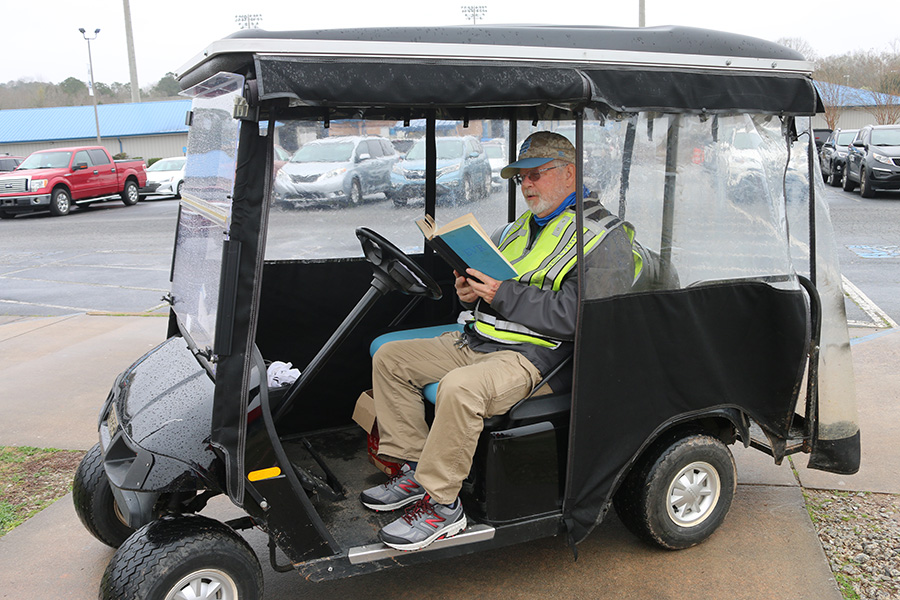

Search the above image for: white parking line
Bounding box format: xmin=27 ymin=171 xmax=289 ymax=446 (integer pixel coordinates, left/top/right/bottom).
xmin=843 ymin=276 xmax=899 ymax=329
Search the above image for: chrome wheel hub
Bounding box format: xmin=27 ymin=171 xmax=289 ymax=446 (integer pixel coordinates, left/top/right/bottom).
xmin=164 ymin=569 xmax=238 ymax=600
xmin=666 ymin=461 xmax=721 ymax=527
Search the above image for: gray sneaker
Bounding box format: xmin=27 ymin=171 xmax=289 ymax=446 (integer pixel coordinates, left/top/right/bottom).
xmin=359 ymin=463 xmax=425 ymax=511
xmin=378 ymin=495 xmax=467 ymax=551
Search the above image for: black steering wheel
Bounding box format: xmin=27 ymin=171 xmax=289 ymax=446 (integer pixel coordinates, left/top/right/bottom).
xmin=356 ymin=227 xmax=442 ymax=300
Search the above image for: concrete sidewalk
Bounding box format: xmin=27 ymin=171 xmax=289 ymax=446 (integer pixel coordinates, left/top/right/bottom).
xmin=1 ymin=313 xmax=896 ymax=599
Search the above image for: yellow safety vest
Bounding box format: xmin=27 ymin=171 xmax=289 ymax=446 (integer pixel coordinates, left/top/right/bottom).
xmin=472 ymin=206 xmax=627 ymax=348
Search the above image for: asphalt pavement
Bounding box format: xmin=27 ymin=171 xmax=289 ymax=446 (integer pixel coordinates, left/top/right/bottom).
xmin=0 ymin=312 xmax=897 ymax=599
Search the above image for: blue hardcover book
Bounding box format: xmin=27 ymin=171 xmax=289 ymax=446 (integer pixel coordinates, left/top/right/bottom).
xmin=415 ymin=213 xmax=517 ymax=281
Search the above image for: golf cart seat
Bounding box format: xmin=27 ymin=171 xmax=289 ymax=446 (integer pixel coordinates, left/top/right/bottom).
xmin=369 ymin=324 xmax=464 ymax=404
xmin=369 ymin=325 xmax=571 ymax=429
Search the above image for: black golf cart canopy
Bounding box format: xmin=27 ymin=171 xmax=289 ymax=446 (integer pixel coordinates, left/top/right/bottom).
xmin=178 ymin=25 xmax=822 ymax=116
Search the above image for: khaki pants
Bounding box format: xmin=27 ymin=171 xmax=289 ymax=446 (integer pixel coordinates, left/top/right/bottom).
xmin=372 ymin=331 xmax=542 ymax=504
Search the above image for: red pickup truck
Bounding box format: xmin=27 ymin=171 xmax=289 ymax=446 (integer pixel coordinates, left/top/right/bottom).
xmin=0 ymin=146 xmax=147 ymax=218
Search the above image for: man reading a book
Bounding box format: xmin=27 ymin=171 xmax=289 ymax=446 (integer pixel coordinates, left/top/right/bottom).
xmin=361 ymin=131 xmax=638 ymax=551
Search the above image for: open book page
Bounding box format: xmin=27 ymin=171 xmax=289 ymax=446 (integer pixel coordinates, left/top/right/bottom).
xmin=415 ymin=213 xmax=516 ymax=281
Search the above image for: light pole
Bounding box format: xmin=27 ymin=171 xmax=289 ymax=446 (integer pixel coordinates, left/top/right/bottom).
xmin=79 ymin=27 xmax=102 ymax=145
xmin=461 ymin=5 xmax=487 ymax=25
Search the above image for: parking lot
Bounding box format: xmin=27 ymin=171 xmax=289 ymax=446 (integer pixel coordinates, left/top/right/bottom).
xmin=1 ymin=182 xmax=897 ymax=326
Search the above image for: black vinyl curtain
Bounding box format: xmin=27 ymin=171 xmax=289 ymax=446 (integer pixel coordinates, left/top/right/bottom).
xmin=565 ymin=282 xmax=809 ymax=542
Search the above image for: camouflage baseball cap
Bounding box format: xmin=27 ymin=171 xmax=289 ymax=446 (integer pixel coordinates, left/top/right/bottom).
xmin=500 ymin=131 xmax=575 ymax=179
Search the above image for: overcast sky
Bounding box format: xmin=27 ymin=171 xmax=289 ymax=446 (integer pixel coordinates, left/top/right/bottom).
xmin=4 ymin=0 xmax=899 ymax=90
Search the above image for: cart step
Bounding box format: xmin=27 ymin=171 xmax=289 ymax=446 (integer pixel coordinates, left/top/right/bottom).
xmin=348 ymin=523 xmax=495 ymax=564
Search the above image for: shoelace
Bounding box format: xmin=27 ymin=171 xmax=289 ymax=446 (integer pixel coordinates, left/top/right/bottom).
xmin=402 ymin=495 xmax=436 ymax=525
xmin=381 ymin=468 xmax=412 ymax=490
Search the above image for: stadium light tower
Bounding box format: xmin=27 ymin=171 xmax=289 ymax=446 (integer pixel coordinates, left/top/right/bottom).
xmin=235 ymin=13 xmax=263 ymax=30
xmin=78 ymin=27 xmax=102 ymax=145
xmin=461 ymin=5 xmax=487 ymax=25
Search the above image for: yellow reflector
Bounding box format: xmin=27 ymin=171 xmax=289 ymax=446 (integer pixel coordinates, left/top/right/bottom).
xmin=247 ymin=466 xmax=282 ymax=482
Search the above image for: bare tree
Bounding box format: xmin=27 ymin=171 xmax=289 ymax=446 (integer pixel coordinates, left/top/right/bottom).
xmin=777 ymin=37 xmax=818 ymax=61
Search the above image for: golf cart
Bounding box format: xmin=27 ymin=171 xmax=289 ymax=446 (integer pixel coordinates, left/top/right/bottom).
xmin=72 ymin=25 xmax=860 ymax=599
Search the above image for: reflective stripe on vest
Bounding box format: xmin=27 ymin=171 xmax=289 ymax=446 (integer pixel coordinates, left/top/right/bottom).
xmin=472 ymin=205 xmax=623 ymax=347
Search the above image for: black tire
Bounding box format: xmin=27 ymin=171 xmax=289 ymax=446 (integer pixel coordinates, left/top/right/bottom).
xmin=348 ymin=178 xmax=362 ymax=204
xmin=73 ymin=443 xmax=136 ymax=548
xmin=100 ymin=514 xmax=263 ymax=600
xmin=842 ymin=168 xmax=856 ymax=191
xmin=859 ymin=168 xmax=876 ymax=198
xmin=0 ymin=210 xmax=14 ymax=220
xmin=120 ymin=180 xmax=139 ymax=206
xmin=828 ymin=164 xmax=842 ymax=187
xmin=613 ymin=433 xmax=736 ymax=550
xmin=49 ymin=187 xmax=71 ymax=216
xmin=175 ymin=180 xmax=184 ymax=198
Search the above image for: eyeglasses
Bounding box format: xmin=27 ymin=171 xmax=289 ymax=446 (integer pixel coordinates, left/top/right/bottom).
xmin=512 ymin=165 xmax=559 ymax=186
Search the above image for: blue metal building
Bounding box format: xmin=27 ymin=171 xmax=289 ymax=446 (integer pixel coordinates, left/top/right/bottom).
xmin=0 ymin=100 xmax=191 ymax=160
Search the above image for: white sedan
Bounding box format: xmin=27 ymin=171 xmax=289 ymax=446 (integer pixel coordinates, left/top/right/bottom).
xmin=140 ymin=157 xmax=186 ymax=198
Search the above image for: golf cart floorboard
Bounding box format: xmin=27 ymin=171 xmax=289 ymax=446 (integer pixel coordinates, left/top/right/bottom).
xmin=283 ymin=426 xmax=420 ymax=550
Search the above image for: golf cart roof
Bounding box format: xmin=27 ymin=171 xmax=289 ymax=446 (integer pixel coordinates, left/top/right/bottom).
xmin=177 ymin=25 xmax=822 ymax=116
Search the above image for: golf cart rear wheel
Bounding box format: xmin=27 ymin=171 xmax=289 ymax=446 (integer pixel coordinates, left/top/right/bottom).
xmin=100 ymin=514 xmax=263 ymax=600
xmin=72 ymin=443 xmax=136 ymax=548
xmin=614 ymin=433 xmax=736 ymax=550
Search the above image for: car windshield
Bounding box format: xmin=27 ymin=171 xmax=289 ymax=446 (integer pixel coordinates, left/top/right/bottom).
xmin=835 ymin=131 xmax=857 ymax=146
xmin=19 ymin=151 xmax=72 ymax=169
xmin=871 ymin=129 xmax=900 ymax=146
xmin=291 ymin=141 xmax=355 ymax=162
xmin=405 ymin=139 xmax=464 ymax=160
xmin=483 ymin=145 xmax=504 ymax=159
xmin=149 ymin=158 xmax=186 ymax=171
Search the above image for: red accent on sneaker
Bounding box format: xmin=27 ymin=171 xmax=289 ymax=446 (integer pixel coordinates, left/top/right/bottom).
xmin=397 ymin=480 xmax=420 ymax=493
xmin=424 ymin=514 xmax=446 ymax=528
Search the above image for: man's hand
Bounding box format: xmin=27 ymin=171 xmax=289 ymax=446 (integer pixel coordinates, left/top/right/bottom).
xmin=453 ymin=270 xmax=479 ymax=303
xmin=455 ymin=268 xmax=501 ymax=304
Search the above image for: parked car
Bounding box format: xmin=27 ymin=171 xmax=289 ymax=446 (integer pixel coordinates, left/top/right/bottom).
xmin=813 ymin=128 xmax=832 ymax=151
xmin=273 ymin=144 xmax=291 ymax=174
xmin=481 ymin=139 xmax=507 ymax=187
xmin=274 ymin=136 xmax=397 ymax=206
xmin=819 ymin=129 xmax=858 ymax=187
xmin=0 ymin=146 xmax=146 ymax=218
xmin=140 ymin=157 xmax=186 ymax=198
xmin=843 ymin=125 xmax=900 ymax=198
xmin=0 ymin=155 xmax=23 ymax=172
xmin=389 ymin=135 xmax=492 ymax=205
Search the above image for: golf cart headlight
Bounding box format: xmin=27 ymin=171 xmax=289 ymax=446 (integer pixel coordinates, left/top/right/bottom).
xmin=30 ymin=179 xmax=48 ymax=191
xmin=322 ymin=167 xmax=347 ymax=179
xmin=873 ymin=152 xmax=893 ymax=165
xmin=436 ymin=164 xmax=460 ymax=177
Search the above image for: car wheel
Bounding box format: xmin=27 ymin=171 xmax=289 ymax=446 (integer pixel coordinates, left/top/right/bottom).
xmin=613 ymin=432 xmax=736 ymax=550
xmin=859 ymin=168 xmax=876 ymax=198
xmin=175 ymin=181 xmax=184 ymax=199
xmin=349 ymin=178 xmax=363 ymax=204
xmin=841 ymin=168 xmax=856 ymax=192
xmin=828 ymin=166 xmax=842 ymax=187
xmin=73 ymin=443 xmax=136 ymax=548
xmin=49 ymin=188 xmax=71 ymax=216
xmin=120 ymin=180 xmax=140 ymax=206
xmin=0 ymin=210 xmax=14 ymax=220
xmin=100 ymin=514 xmax=263 ymax=600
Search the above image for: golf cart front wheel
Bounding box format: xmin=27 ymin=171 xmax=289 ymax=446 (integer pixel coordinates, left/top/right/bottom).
xmin=614 ymin=433 xmax=736 ymax=550
xmin=72 ymin=443 xmax=136 ymax=548
xmin=99 ymin=514 xmax=263 ymax=600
